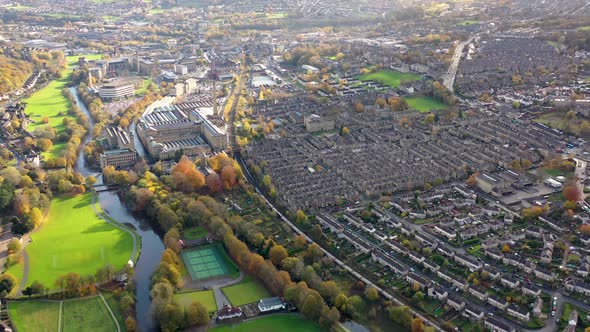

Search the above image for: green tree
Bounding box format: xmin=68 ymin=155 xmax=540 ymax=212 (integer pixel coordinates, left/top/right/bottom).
xmin=269 ymin=245 xmax=289 ymax=266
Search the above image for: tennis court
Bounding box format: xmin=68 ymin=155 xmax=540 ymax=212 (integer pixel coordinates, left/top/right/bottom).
xmin=181 ymin=244 xmax=238 ymax=280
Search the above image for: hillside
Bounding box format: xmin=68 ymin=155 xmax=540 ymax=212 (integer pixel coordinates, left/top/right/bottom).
xmin=0 ymin=55 xmax=33 ymax=95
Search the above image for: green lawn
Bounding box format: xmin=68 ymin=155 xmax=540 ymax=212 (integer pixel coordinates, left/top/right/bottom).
xmin=210 ymin=314 xmax=322 ymax=332
xmin=23 ymin=74 xmax=73 ymax=159
xmin=406 ymin=96 xmax=449 ymax=113
xmin=25 ymin=193 xmax=133 ymax=289
xmin=24 ymin=54 xmax=102 ymax=159
xmin=222 ymin=279 xmax=271 ymax=306
xmin=62 ymin=297 xmax=117 ymax=332
xmin=267 ymin=13 xmax=287 ymax=19
xmin=183 ymin=226 xmax=208 ymax=240
xmin=174 ymin=290 xmax=217 ymax=313
xmin=458 ymin=20 xmax=479 ymax=26
xmin=7 ymin=301 xmax=60 ymax=332
xmin=102 ymin=291 xmax=125 ymax=329
xmin=578 ymin=26 xmax=590 ymax=31
xmin=357 ymin=70 xmax=421 ymax=88
xmin=135 ymin=78 xmax=153 ymax=96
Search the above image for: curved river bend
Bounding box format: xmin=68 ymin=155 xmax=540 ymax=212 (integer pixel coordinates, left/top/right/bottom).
xmin=71 ymin=87 xmax=163 ymax=331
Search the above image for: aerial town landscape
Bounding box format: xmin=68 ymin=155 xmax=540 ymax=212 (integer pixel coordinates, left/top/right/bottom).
xmin=0 ymin=0 xmax=589 ymax=331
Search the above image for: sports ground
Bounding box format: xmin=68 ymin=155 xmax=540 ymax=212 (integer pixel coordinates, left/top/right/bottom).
xmin=8 ymin=295 xmax=120 ymax=332
xmin=357 ymin=70 xmax=421 ymax=88
xmin=210 ymin=314 xmax=322 ymax=332
xmin=13 ymin=193 xmax=134 ymax=288
xmin=181 ymin=243 xmax=239 ymax=280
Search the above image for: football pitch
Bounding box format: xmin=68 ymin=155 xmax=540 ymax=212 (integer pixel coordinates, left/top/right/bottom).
xmin=181 ymin=244 xmax=238 ymax=280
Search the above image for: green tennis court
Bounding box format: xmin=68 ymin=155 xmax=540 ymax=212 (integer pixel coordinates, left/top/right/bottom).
xmin=181 ymin=244 xmax=238 ymax=280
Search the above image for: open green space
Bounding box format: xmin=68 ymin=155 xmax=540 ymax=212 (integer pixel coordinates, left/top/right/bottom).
xmin=135 ymin=78 xmax=153 ymax=96
xmin=183 ymin=226 xmax=208 ymax=240
xmin=578 ymin=26 xmax=590 ymax=31
xmin=62 ymin=296 xmax=117 ymax=332
xmin=357 ymin=70 xmax=421 ymax=88
xmin=180 ymin=243 xmax=239 ymax=280
xmin=406 ymin=96 xmax=449 ymax=113
xmin=210 ymin=314 xmax=322 ymax=332
xmin=102 ymin=291 xmax=125 ymax=329
xmin=24 ymin=54 xmax=102 ymax=159
xmin=23 ymin=74 xmax=72 ymax=159
xmin=149 ymin=8 xmax=165 ymax=15
xmin=458 ymin=20 xmax=479 ymax=26
xmin=7 ymin=300 xmax=60 ymax=332
xmin=174 ymin=290 xmax=217 ymax=313
xmin=222 ymin=279 xmax=271 ymax=306
xmin=267 ymin=13 xmax=287 ymax=19
xmin=25 ymin=193 xmax=133 ymax=289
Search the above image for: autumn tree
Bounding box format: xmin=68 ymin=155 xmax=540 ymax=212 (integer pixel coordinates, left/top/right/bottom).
xmin=563 ymin=184 xmax=581 ymax=202
xmin=411 ymin=317 xmax=425 ymax=332
xmin=186 ymin=301 xmax=209 ymax=326
xmin=269 ymin=245 xmax=289 ymax=266
xmin=206 ymin=173 xmax=222 ymax=193
xmin=221 ymin=165 xmax=237 ymax=189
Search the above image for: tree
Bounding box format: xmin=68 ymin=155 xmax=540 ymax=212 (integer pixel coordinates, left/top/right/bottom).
xmin=157 ymin=206 xmax=180 ymax=232
xmin=125 ymin=317 xmax=137 ymax=332
xmin=296 ymin=210 xmax=308 ymax=223
xmin=0 ymin=182 xmax=15 ymax=210
xmin=294 ymin=235 xmax=307 ymax=249
xmin=301 ymin=292 xmax=325 ymax=321
xmin=269 ymin=245 xmax=288 ymax=266
xmin=365 ymin=287 xmax=380 ymax=302
xmin=186 ymin=301 xmax=209 ymax=326
xmin=411 ymin=317 xmax=425 ymax=332
xmin=28 ymin=207 xmax=43 ymax=227
xmin=206 ymin=173 xmax=222 ymax=193
xmin=7 ymin=238 xmax=21 ymax=254
xmin=563 ymin=184 xmax=582 ymax=202
xmin=341 ymin=127 xmax=350 ymax=135
xmin=85 ymin=175 xmax=97 ymax=188
xmin=0 ymin=273 xmax=16 ymax=298
xmin=387 ymin=305 xmax=412 ymax=327
xmin=220 ymin=165 xmax=237 ymax=189
xmin=580 ymin=224 xmax=590 ymax=236
xmin=36 ymin=138 xmax=53 ymax=152
xmin=1 ymin=167 xmax=21 ymax=186
xmin=502 ymin=244 xmax=511 ymax=253
xmin=466 ymin=172 xmax=479 ymax=187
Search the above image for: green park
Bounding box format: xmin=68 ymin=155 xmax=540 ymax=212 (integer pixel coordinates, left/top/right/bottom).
xmin=406 ymin=96 xmax=449 ymax=113
xmin=23 ymin=54 xmax=102 ymax=159
xmin=210 ymin=314 xmax=322 ymax=332
xmin=8 ymin=193 xmax=134 ymax=289
xmin=358 ymin=70 xmax=421 ymax=88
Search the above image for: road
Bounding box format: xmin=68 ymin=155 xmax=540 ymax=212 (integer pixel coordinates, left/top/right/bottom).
xmin=442 ymin=34 xmax=478 ymax=93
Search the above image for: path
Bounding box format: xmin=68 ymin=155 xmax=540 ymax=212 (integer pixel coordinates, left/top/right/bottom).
xmin=16 ymin=250 xmax=29 ymax=296
xmin=58 ymin=301 xmax=63 ymax=332
xmin=90 ymin=193 xmax=139 ymax=264
xmin=99 ymin=291 xmax=121 ymax=332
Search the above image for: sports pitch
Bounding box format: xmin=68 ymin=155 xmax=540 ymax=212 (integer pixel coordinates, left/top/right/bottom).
xmin=181 ymin=244 xmax=238 ymax=280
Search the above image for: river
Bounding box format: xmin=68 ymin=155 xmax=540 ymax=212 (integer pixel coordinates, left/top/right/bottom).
xmin=70 ymin=87 xmax=164 ymax=331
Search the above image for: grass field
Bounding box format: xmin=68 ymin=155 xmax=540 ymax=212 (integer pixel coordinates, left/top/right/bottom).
xmin=62 ymin=297 xmax=117 ymax=332
xmin=102 ymin=291 xmax=125 ymax=329
xmin=210 ymin=314 xmax=322 ymax=332
xmin=23 ymin=73 xmax=72 ymax=159
xmin=24 ymin=54 xmax=102 ymax=159
xmin=135 ymin=78 xmax=153 ymax=96
xmin=458 ymin=20 xmax=479 ymax=26
xmin=174 ymin=290 xmax=217 ymax=313
xmin=25 ymin=193 xmax=133 ymax=288
xmin=8 ymin=301 xmax=60 ymax=332
xmin=579 ymin=26 xmax=590 ymax=31
xmin=222 ymin=279 xmax=271 ymax=306
xmin=406 ymin=96 xmax=449 ymax=113
xmin=181 ymin=243 xmax=239 ymax=280
xmin=183 ymin=226 xmax=208 ymax=240
xmin=357 ymin=70 xmax=421 ymax=88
